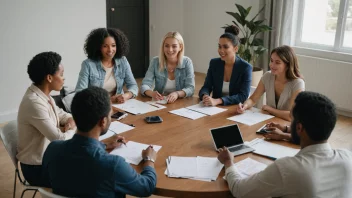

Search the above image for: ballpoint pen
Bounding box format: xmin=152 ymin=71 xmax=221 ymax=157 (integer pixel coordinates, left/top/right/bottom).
xmin=108 ymin=129 xmax=127 ymax=146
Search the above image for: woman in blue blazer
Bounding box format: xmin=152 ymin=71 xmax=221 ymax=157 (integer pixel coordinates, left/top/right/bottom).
xmin=199 ymin=26 xmax=252 ymax=106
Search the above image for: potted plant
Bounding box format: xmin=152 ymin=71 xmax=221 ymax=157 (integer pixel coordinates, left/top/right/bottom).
xmin=223 ymin=3 xmax=272 ymax=86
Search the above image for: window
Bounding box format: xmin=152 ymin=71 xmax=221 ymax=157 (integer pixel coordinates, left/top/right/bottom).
xmin=295 ymin=0 xmax=352 ymax=53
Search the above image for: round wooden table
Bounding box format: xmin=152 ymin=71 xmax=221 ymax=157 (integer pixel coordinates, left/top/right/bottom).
xmin=113 ymin=97 xmax=295 ymax=197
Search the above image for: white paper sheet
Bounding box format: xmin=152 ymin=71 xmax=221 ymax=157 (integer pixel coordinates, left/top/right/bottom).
xmin=186 ymin=104 xmax=227 ymax=116
xmin=99 ymin=121 xmax=135 ymax=141
xmin=234 ymin=158 xmax=267 ymax=178
xmin=169 ymin=108 xmax=207 ymax=120
xmin=112 ymin=99 xmax=160 ymax=114
xmin=165 ymin=156 xmax=223 ymax=182
xmin=110 ymin=141 xmax=162 ymax=165
xmin=227 ymin=107 xmax=274 ymax=125
xmin=248 ymin=138 xmax=299 ymax=159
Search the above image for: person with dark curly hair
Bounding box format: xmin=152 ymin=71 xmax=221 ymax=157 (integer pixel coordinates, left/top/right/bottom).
xmin=17 ymin=52 xmax=123 ymax=187
xmin=199 ymin=25 xmax=252 ymax=106
xmin=218 ymin=91 xmax=352 ymax=197
xmin=75 ymin=28 xmax=138 ymax=103
xmin=16 ymin=51 xmax=76 ymax=187
xmin=236 ymin=45 xmax=305 ymax=121
xmin=141 ymin=31 xmax=195 ymax=103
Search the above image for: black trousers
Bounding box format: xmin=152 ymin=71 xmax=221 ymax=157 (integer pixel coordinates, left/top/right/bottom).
xmin=20 ymin=163 xmax=51 ymax=187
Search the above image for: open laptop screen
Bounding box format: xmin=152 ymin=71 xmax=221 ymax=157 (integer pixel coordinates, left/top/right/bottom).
xmin=210 ymin=124 xmax=244 ymax=149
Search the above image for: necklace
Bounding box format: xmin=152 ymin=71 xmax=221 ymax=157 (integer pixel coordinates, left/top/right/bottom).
xmin=167 ymin=67 xmax=175 ymax=72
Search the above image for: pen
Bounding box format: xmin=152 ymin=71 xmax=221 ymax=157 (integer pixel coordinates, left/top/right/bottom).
xmin=117 ymin=139 xmax=127 ymax=147
xmin=148 ymin=103 xmax=160 ymax=108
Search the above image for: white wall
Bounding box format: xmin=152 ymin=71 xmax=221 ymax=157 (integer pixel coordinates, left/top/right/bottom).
xmin=183 ymin=0 xmax=261 ymax=73
xmin=0 ymin=0 xmax=106 ymax=123
xmin=149 ymin=0 xmax=184 ymax=58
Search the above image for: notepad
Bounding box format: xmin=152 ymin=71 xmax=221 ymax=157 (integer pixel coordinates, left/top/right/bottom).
xmin=110 ymin=141 xmax=162 ymax=165
xmin=186 ymin=103 xmax=227 ymax=116
xmin=235 ymin=158 xmax=267 ymax=178
xmin=112 ymin=99 xmax=160 ymax=115
xmin=169 ymin=108 xmax=207 ymax=120
xmin=248 ymin=138 xmax=299 ymax=159
xmin=99 ymin=121 xmax=135 ymax=141
xmin=227 ymin=107 xmax=274 ymax=125
xmin=165 ymin=156 xmax=224 ymax=182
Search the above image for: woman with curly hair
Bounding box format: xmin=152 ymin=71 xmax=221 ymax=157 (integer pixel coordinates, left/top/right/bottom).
xmin=141 ymin=32 xmax=195 ymax=103
xmin=76 ymin=28 xmax=138 ymax=103
xmin=199 ymin=25 xmax=252 ymax=106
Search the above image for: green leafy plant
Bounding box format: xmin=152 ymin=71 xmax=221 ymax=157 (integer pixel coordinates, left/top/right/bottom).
xmin=223 ymin=4 xmax=272 ymax=67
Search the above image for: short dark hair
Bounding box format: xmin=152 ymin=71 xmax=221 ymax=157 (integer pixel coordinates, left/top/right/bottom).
xmin=71 ymin=87 xmax=111 ymax=133
xmin=292 ymin=91 xmax=336 ymax=141
xmin=84 ymin=28 xmax=129 ymax=61
xmin=27 ymin=52 xmax=62 ymax=85
xmin=220 ymin=25 xmax=240 ymax=46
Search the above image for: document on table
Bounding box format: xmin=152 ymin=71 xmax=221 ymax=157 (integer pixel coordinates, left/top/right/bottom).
xmin=227 ymin=107 xmax=274 ymax=125
xmin=110 ymin=141 xmax=162 ymax=165
xmin=248 ymin=138 xmax=299 ymax=159
xmin=185 ymin=103 xmax=227 ymax=116
xmin=234 ymin=158 xmax=267 ymax=178
xmin=165 ymin=156 xmax=224 ymax=182
xmin=112 ymin=99 xmax=160 ymax=114
xmin=99 ymin=121 xmax=135 ymax=141
xmin=169 ymin=108 xmax=207 ymax=120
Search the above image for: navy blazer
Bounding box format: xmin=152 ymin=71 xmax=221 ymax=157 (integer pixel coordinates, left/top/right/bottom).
xmin=199 ymin=56 xmax=252 ymax=105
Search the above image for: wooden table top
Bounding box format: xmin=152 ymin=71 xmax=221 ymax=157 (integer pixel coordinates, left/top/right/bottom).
xmin=113 ymin=96 xmax=297 ymax=198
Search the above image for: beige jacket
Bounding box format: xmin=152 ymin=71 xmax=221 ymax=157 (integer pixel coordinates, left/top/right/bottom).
xmin=17 ymin=84 xmax=75 ymax=165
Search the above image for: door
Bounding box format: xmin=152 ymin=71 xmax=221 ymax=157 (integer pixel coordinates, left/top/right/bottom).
xmin=106 ymin=0 xmax=149 ymax=78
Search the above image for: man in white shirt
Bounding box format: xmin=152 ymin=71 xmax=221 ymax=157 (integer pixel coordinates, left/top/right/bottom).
xmin=218 ymin=91 xmax=352 ymax=198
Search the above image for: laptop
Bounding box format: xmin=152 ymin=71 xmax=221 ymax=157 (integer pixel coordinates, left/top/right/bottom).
xmin=210 ymin=124 xmax=254 ymax=156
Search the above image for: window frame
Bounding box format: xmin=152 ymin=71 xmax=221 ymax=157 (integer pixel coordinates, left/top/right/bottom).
xmin=294 ymin=0 xmax=352 ymax=54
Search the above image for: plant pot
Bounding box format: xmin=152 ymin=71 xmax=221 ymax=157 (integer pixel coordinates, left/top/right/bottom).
xmin=251 ymin=66 xmax=263 ymax=87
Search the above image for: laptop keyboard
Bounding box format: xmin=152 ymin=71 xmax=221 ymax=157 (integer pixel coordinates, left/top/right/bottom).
xmin=229 ymin=145 xmax=249 ymax=152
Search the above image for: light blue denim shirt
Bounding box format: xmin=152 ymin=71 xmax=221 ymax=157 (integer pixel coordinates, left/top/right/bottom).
xmin=141 ymin=56 xmax=195 ymax=97
xmin=75 ymin=57 xmax=138 ymax=97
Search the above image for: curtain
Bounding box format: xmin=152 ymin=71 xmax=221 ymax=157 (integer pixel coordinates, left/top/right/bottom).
xmin=260 ymin=0 xmax=296 ymax=72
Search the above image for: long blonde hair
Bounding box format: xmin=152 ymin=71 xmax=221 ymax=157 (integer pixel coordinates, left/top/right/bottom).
xmin=159 ymin=31 xmax=184 ymax=71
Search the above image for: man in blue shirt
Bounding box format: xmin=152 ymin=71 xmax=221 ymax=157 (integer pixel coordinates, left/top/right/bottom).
xmin=42 ymin=87 xmax=157 ymax=197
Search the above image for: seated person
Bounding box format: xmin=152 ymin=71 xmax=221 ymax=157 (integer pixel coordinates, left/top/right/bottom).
xmin=218 ymin=91 xmax=352 ymax=198
xmin=43 ymin=87 xmax=157 ymax=197
xmin=199 ymin=25 xmax=252 ymax=106
xmin=17 ymin=52 xmax=119 ymax=187
xmin=236 ymin=45 xmax=305 ymax=121
xmin=76 ymin=28 xmax=138 ymax=103
xmin=141 ymin=31 xmax=195 ymax=103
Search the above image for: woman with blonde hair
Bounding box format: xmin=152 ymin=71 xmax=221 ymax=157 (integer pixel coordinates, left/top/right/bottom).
xmin=236 ymin=45 xmax=305 ymax=121
xmin=141 ymin=31 xmax=195 ymax=103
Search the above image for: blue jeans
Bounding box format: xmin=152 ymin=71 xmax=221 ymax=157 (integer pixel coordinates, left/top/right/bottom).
xmin=20 ymin=163 xmax=50 ymax=187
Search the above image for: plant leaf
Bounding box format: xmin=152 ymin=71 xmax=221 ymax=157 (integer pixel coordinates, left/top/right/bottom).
xmin=251 ymin=38 xmax=264 ymax=46
xmin=254 ymin=20 xmax=265 ymax=25
xmin=242 ymin=49 xmax=252 ymax=62
xmin=235 ymin=4 xmax=249 ymax=18
xmin=246 ymin=6 xmax=252 ymax=14
xmin=226 ymin=12 xmax=244 ymax=26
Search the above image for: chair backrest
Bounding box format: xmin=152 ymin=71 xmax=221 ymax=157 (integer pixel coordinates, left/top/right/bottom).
xmin=0 ymin=120 xmax=19 ymax=168
xmin=38 ymin=188 xmax=69 ymax=198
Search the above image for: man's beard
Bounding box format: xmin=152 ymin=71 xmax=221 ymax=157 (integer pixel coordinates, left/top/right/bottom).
xmin=290 ymin=119 xmax=301 ymax=145
xmin=99 ymin=121 xmax=110 ymax=136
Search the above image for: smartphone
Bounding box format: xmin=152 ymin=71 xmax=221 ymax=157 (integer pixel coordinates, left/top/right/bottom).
xmin=145 ymin=116 xmax=163 ymax=123
xmin=256 ymin=125 xmax=270 ymax=134
xmin=111 ymin=111 xmax=128 ymax=120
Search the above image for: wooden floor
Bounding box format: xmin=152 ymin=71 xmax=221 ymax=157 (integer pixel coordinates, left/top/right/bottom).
xmin=0 ymin=72 xmax=351 ymax=198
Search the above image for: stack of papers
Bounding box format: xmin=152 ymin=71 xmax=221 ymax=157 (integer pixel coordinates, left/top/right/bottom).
xmin=112 ymin=99 xmax=162 ymax=114
xmin=169 ymin=108 xmax=207 ymax=120
xmin=185 ymin=104 xmax=227 ymax=116
xmin=165 ymin=156 xmax=224 ymax=182
xmin=247 ymin=138 xmax=300 ymax=159
xmin=99 ymin=121 xmax=135 ymax=141
xmin=234 ymin=158 xmax=267 ymax=178
xmin=227 ymin=107 xmax=274 ymax=125
xmin=169 ymin=103 xmax=227 ymax=120
xmin=110 ymin=141 xmax=162 ymax=165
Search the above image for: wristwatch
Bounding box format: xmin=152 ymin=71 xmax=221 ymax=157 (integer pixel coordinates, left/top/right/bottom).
xmin=143 ymin=156 xmax=155 ymax=163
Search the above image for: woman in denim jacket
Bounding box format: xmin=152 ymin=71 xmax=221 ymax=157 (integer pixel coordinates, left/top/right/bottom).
xmin=141 ymin=32 xmax=195 ymax=103
xmin=199 ymin=26 xmax=252 ymax=106
xmin=75 ymin=28 xmax=138 ymax=103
